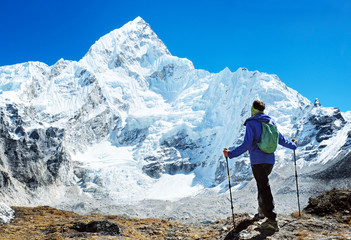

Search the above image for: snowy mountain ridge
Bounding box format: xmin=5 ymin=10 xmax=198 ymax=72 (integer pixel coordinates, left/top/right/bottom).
xmin=0 ymin=17 xmax=350 ymax=221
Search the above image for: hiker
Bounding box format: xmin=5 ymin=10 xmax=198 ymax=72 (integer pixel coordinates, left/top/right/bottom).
xmin=223 ymin=99 xmax=297 ymax=231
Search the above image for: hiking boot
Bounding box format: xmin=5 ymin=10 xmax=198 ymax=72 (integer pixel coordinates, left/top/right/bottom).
xmin=252 ymin=213 xmax=265 ymax=221
xmin=258 ymin=219 xmax=279 ymax=232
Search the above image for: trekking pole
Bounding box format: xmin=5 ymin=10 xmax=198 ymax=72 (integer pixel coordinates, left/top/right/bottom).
xmin=292 ymin=139 xmax=301 ymax=217
xmin=223 ymin=148 xmax=235 ymax=228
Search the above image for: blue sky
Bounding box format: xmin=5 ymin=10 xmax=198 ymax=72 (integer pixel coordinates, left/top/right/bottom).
xmin=1 ymin=0 xmax=350 ymax=111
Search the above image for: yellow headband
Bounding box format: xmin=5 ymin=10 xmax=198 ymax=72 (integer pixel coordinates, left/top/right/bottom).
xmin=251 ymin=106 xmax=263 ymax=115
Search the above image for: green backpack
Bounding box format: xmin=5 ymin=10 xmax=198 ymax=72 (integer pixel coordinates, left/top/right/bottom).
xmin=257 ymin=121 xmax=279 ymax=154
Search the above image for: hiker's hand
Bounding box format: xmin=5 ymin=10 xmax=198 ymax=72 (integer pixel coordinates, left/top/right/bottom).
xmin=292 ymin=139 xmax=298 ymax=147
xmin=223 ymin=149 xmax=229 ymax=158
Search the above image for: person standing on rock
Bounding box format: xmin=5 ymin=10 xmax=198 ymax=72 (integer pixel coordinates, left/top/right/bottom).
xmin=223 ymin=99 xmax=297 ymax=231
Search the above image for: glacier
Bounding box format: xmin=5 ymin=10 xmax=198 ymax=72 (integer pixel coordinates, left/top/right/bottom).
xmin=0 ymin=16 xmax=350 ymax=223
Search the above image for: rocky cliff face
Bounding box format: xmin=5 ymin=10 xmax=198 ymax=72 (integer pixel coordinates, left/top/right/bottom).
xmin=0 ymin=103 xmax=71 ymax=201
xmin=0 ymin=17 xmax=350 ymax=217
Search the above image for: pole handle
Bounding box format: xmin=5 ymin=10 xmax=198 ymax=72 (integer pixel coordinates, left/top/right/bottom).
xmin=223 ymin=148 xmax=228 ymax=160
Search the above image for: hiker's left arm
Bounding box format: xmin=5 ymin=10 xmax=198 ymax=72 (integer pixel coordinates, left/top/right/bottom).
xmin=278 ymin=132 xmax=297 ymax=150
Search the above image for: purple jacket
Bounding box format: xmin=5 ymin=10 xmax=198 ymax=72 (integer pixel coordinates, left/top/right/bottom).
xmin=228 ymin=113 xmax=297 ymax=165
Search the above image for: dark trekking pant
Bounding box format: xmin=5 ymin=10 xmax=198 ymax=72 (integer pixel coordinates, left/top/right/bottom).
xmin=251 ymin=163 xmax=276 ymax=221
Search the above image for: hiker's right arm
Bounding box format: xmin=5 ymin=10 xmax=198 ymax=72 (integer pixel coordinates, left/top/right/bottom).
xmin=228 ymin=122 xmax=254 ymax=158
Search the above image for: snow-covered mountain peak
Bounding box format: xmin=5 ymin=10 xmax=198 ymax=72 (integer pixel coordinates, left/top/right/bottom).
xmin=314 ymin=98 xmax=321 ymax=107
xmin=127 ymin=16 xmax=148 ymax=28
xmin=80 ymin=16 xmax=176 ymax=74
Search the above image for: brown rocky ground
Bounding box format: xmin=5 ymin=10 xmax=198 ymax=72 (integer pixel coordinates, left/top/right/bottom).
xmin=0 ymin=205 xmax=233 ymax=240
xmin=0 ymin=188 xmax=350 ymax=239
